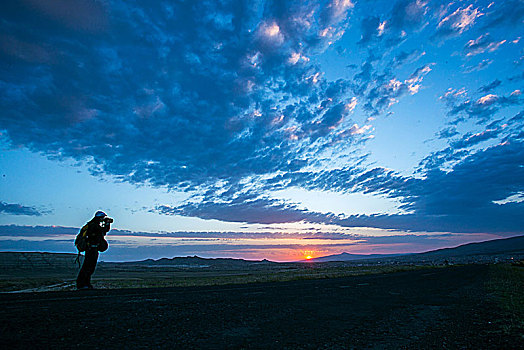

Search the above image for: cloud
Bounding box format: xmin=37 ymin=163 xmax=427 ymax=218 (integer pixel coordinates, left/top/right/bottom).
xmin=339 ymin=141 xmax=524 ymax=234
xmin=360 ymin=63 xmax=433 ymax=115
xmin=0 ymin=0 xmax=359 ymax=194
xmin=442 ymin=89 xmax=524 ymax=123
xmin=450 ymin=129 xmax=501 ymax=149
xmin=0 ymin=224 xmax=504 ymax=261
xmin=436 ymin=126 xmax=459 ymax=139
xmin=358 ymin=16 xmax=382 ymax=45
xmin=0 ymin=201 xmax=45 ymax=216
xmin=463 ymin=59 xmax=493 ymax=73
xmin=358 ymin=0 xmax=428 ymax=48
xmin=481 ymin=0 xmax=524 ymax=29
xmin=154 ymin=137 xmax=524 ymax=235
xmin=388 ymin=0 xmax=428 ymax=30
xmin=17 ymin=0 xmax=108 ymax=33
xmin=154 ymin=141 xmax=524 ymax=235
xmin=320 ymin=0 xmax=354 ymax=26
xmin=463 ymin=33 xmax=506 ymax=57
xmin=477 ymin=79 xmax=502 ymax=93
xmin=508 ymin=71 xmax=524 ymax=82
xmin=509 ymin=110 xmax=524 ymax=123
xmin=390 ymin=50 xmax=426 ymax=68
xmin=433 ymin=4 xmax=482 ymax=40
xmin=154 ymin=198 xmax=328 ymax=225
xmin=1 ymin=0 xmax=523 ymax=238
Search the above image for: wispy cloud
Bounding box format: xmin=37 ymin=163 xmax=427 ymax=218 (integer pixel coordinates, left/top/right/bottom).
xmin=358 ymin=62 xmax=433 ymax=115
xmin=0 ymin=202 xmax=46 ymax=216
xmin=357 ymin=0 xmax=428 ymax=48
xmin=463 ymin=33 xmax=506 ymax=57
xmin=481 ymin=0 xmax=524 ymax=30
xmin=433 ymin=4 xmax=482 ymax=40
xmin=0 ymin=0 xmax=523 ymax=239
xmin=442 ymin=89 xmax=523 ymax=123
xmin=478 ymin=79 xmax=502 ymax=93
xmin=463 ymin=59 xmax=493 ymax=73
xmin=0 ymin=0 xmax=360 ymax=194
xmin=0 ymin=224 xmax=503 ymax=261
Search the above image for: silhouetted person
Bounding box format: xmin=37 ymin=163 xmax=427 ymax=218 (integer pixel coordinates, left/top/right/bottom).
xmin=76 ymin=211 xmax=111 ymax=290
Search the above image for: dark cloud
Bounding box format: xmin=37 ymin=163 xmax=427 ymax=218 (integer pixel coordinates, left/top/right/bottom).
xmin=338 ymin=141 xmax=524 ymax=234
xmin=509 ymin=110 xmax=524 ymax=123
xmin=349 ymin=50 xmax=432 ymax=117
xmin=388 ymin=0 xmax=428 ymax=30
xmin=358 ymin=16 xmax=382 ymax=45
xmin=0 ymin=225 xmax=499 ymax=261
xmin=0 ymin=224 xmax=340 ymax=240
xmin=450 ymin=129 xmax=501 ymax=149
xmin=1 ymin=0 xmax=523 ymax=238
xmin=360 ymin=63 xmax=433 ymax=116
xmin=0 ymin=202 xmax=45 ymax=216
xmin=156 ymin=138 xmax=524 ymax=235
xmin=0 ymin=225 xmax=77 ymax=236
xmin=463 ymin=59 xmax=493 ymax=73
xmin=416 ymin=146 xmax=471 ymax=174
xmin=442 ymin=89 xmax=523 ymax=123
xmin=478 ymin=79 xmax=502 ymax=93
xmin=1 ymin=0 xmax=108 ymax=35
xmin=432 ymin=4 xmax=481 ymax=41
xmin=481 ymin=0 xmax=524 ymax=30
xmin=508 ymin=71 xmax=524 ymax=82
xmin=356 ymin=0 xmax=428 ymax=48
xmin=463 ymin=33 xmax=506 ymax=57
xmin=0 ymin=0 xmax=358 ymax=193
xmin=390 ymin=50 xmax=425 ymax=68
xmin=436 ymin=127 xmax=459 ymax=139
xmin=154 ymin=197 xmax=335 ymax=226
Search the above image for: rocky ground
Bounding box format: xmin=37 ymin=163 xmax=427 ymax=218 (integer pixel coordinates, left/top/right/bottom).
xmin=1 ymin=264 xmax=522 ymax=349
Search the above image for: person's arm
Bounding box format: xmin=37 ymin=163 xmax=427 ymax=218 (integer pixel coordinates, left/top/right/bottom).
xmin=88 ymin=219 xmax=108 ymax=237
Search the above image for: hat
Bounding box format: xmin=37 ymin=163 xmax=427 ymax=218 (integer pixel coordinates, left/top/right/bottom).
xmin=94 ymin=211 xmax=107 ymax=218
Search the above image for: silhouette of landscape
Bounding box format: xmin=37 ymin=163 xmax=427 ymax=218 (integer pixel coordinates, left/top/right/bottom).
xmin=1 ymin=236 xmax=523 ymax=348
xmin=2 ymin=0 xmax=524 ymax=348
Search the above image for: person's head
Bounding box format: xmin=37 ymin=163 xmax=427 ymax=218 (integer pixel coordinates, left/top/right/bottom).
xmin=94 ymin=210 xmax=107 ymax=221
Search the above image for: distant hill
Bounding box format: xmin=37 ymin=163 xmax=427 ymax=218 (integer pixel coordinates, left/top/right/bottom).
xmin=412 ymin=235 xmax=524 ymax=258
xmin=0 ymin=252 xmax=81 ymax=271
xmin=305 ymin=252 xmax=399 ymax=262
xmin=1 ymin=235 xmax=522 ymax=271
xmin=102 ymin=255 xmax=279 ymax=269
xmin=309 ymin=235 xmax=524 ymax=263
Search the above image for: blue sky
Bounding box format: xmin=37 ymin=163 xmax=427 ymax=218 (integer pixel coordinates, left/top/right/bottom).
xmin=1 ymin=0 xmax=523 ymax=261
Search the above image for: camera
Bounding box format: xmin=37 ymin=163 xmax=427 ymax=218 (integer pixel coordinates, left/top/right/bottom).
xmin=101 ymin=217 xmax=113 ymax=229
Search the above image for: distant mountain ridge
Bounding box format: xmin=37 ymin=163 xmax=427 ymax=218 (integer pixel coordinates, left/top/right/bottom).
xmin=114 ymin=255 xmax=276 ymax=267
xmin=1 ymin=236 xmax=522 ymax=268
xmin=305 ymin=252 xmax=399 ymax=262
xmin=411 ymin=235 xmax=524 ymax=258
xmin=0 ymin=252 xmax=81 ymax=271
xmin=307 ymin=235 xmax=524 ymax=262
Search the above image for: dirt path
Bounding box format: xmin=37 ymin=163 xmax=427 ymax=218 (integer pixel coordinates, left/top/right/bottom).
xmin=0 ymin=265 xmax=519 ymax=349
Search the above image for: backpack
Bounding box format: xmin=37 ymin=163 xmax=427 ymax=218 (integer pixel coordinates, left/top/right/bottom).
xmin=75 ymin=224 xmax=89 ymax=252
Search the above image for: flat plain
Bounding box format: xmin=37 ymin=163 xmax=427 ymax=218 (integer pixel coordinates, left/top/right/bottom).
xmin=1 ymin=263 xmax=523 ymax=349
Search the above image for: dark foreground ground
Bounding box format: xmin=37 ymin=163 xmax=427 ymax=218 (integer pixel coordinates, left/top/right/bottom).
xmin=1 ymin=265 xmax=523 ymax=349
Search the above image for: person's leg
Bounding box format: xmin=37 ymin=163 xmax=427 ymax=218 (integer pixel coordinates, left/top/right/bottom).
xmin=76 ymin=253 xmax=89 ymax=288
xmin=84 ymin=248 xmax=99 ymax=288
xmin=76 ymin=248 xmax=99 ymax=289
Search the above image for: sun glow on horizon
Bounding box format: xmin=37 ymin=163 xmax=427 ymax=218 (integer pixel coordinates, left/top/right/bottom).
xmin=302 ymin=250 xmax=318 ymax=260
